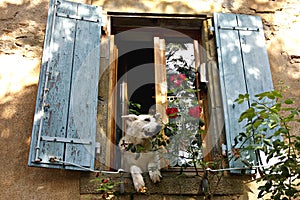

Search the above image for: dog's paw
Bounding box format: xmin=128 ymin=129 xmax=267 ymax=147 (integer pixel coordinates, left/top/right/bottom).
xmin=132 ymin=177 xmax=146 ymax=192
xmin=131 ymin=166 xmax=146 ymax=192
xmin=149 ymin=169 xmax=162 ymax=183
xmin=138 ymin=186 xmax=147 ymax=193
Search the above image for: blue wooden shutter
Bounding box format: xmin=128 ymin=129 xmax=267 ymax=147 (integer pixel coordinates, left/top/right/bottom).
xmin=28 ymin=0 xmax=101 ymax=171
xmin=214 ymin=13 xmax=273 ymax=173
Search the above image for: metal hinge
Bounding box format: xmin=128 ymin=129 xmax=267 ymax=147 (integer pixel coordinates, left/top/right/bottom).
xmin=218 ymin=26 xmax=259 ymax=32
xmin=41 ymin=136 xmax=92 ymax=145
xmin=56 ymin=13 xmax=101 ymax=23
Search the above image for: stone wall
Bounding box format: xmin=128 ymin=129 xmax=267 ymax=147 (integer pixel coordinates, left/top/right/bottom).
xmin=0 ymin=0 xmax=299 ymax=199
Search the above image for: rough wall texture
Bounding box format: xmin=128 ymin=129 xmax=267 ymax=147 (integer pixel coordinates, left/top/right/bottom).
xmin=0 ymin=0 xmax=299 ymax=199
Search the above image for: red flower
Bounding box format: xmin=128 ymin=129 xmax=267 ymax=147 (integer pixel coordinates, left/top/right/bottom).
xmin=188 ymin=106 xmax=202 ymax=118
xmin=166 ymin=107 xmax=179 ymax=118
xmin=170 ymin=74 xmax=186 ymax=87
xmin=170 ymin=75 xmax=176 ymax=82
xmin=178 ymin=74 xmax=187 ymax=80
xmin=102 ymin=178 xmax=109 ymax=183
xmin=174 ymin=80 xmax=181 ymax=87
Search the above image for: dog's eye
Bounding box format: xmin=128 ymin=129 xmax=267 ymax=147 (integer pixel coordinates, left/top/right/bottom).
xmin=144 ymin=118 xmax=150 ymax=122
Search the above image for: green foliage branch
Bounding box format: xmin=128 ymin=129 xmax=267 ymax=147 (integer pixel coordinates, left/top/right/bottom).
xmin=235 ymin=90 xmax=300 ymax=200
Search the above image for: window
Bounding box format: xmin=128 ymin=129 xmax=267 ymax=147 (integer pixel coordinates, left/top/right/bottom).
xmin=28 ymin=0 xmax=274 ymax=174
xmin=106 ymin=22 xmax=208 ymax=169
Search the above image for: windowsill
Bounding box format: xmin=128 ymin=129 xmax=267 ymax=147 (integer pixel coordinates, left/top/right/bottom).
xmin=80 ymin=169 xmax=252 ymax=196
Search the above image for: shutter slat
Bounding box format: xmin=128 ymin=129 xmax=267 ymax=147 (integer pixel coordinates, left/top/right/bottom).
xmin=214 ymin=13 xmax=250 ymax=173
xmin=214 ymin=13 xmax=273 ymax=173
xmin=28 ymin=0 xmax=101 ymax=171
xmin=237 ymin=15 xmax=274 ymax=96
xmin=65 ymin=2 xmax=101 ymax=169
xmin=39 ymin=1 xmax=77 ymax=166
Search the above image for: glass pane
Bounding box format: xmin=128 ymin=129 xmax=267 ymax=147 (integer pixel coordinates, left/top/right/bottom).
xmin=163 ymin=41 xmax=203 ymax=167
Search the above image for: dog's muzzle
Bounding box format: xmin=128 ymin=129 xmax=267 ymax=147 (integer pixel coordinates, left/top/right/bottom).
xmin=144 ymin=124 xmax=163 ymax=137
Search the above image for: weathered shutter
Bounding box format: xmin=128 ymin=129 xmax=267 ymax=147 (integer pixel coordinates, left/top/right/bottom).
xmin=28 ymin=0 xmax=101 ymax=171
xmin=214 ymin=13 xmax=273 ymax=173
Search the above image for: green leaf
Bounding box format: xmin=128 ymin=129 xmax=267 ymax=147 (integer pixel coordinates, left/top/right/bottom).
xmin=251 ymin=102 xmax=258 ymax=106
xmin=239 ymin=132 xmax=247 ymax=138
xmin=263 ymin=145 xmax=268 ymax=154
xmin=263 ymin=139 xmax=272 ymax=146
xmin=268 ymin=122 xmax=278 ymax=129
xmin=256 ymin=105 xmax=266 ymax=110
xmin=270 ymin=105 xmax=280 ymax=113
xmin=267 ymin=93 xmax=276 ymax=100
xmin=281 ymin=165 xmax=290 ymax=178
xmin=199 ymin=118 xmax=205 ymax=127
xmin=253 ymin=118 xmax=263 ymax=128
xmin=258 ymin=188 xmax=266 ymax=198
xmin=235 ymin=94 xmax=249 ymax=104
xmin=239 ymin=107 xmax=256 ymax=122
xmin=284 ymin=99 xmax=294 ymax=104
xmin=265 ymin=181 xmax=272 ymax=191
xmin=291 ymin=110 xmax=299 ymax=115
xmin=130 ymin=145 xmax=136 ymax=153
xmin=273 ymin=90 xmax=283 ymax=98
xmin=295 ymin=142 xmax=300 ymax=150
xmin=285 ymin=187 xmax=297 ymax=197
xmin=107 ymin=185 xmax=114 ymax=189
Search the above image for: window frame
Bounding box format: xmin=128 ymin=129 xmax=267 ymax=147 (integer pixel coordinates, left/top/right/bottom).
xmin=103 ymin=13 xmax=222 ymax=170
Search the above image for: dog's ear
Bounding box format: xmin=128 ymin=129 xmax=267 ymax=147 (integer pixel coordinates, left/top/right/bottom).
xmin=122 ymin=114 xmax=138 ymax=125
xmin=154 ymin=113 xmax=161 ymax=121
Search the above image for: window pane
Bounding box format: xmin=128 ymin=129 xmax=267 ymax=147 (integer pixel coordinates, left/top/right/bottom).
xmin=164 ymin=41 xmax=203 ymax=167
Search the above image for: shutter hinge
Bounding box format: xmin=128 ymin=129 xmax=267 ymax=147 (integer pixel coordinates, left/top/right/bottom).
xmin=41 ymin=136 xmax=92 ymax=145
xmin=218 ymin=26 xmax=259 ymax=32
xmin=56 ymin=13 xmax=101 ymax=23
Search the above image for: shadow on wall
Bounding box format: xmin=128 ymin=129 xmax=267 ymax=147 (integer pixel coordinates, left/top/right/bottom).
xmin=0 ymin=0 xmax=82 ymax=199
xmin=101 ymin=0 xmax=151 ymax=12
xmin=0 ymin=1 xmax=49 ymax=55
xmin=99 ymin=0 xmax=196 ymax=13
xmin=0 ymin=84 xmax=81 ymax=199
xmin=155 ymin=1 xmax=195 ymax=13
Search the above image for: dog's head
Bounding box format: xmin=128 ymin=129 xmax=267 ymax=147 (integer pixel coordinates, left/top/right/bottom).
xmin=122 ymin=113 xmax=163 ymax=138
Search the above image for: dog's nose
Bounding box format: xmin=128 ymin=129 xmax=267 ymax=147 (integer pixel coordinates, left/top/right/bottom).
xmin=156 ymin=124 xmax=163 ymax=132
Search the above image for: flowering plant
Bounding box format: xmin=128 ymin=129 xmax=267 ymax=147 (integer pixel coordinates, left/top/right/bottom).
xmin=160 ymin=43 xmax=206 ymax=169
xmin=91 ymin=174 xmax=121 ymax=199
xmin=166 ymin=107 xmax=179 ymax=118
xmin=170 ymin=73 xmax=187 ymax=87
xmin=188 ymin=105 xmax=202 ymax=118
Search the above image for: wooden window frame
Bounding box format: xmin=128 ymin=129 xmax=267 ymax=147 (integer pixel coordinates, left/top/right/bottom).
xmin=103 ymin=13 xmax=224 ymax=171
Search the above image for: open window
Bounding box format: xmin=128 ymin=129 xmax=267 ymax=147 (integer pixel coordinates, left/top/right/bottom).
xmin=28 ymin=0 xmax=275 ymax=174
xmin=104 ymin=16 xmax=215 ymax=170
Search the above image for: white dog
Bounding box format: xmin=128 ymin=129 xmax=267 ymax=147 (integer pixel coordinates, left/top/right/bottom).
xmin=119 ymin=113 xmax=163 ymax=192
